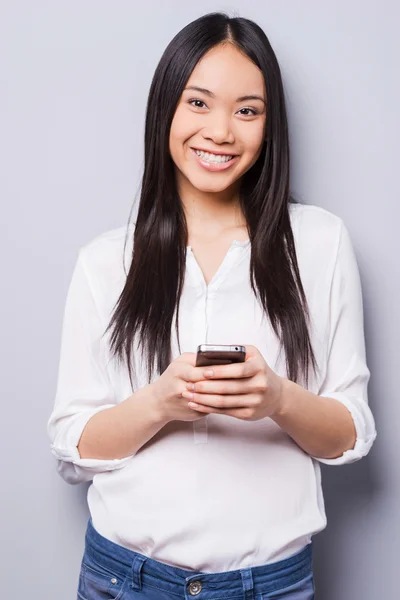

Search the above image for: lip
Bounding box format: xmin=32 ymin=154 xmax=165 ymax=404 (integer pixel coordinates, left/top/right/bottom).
xmin=190 ymin=146 xmax=238 ymax=157
xmin=190 ymin=147 xmax=239 ymax=172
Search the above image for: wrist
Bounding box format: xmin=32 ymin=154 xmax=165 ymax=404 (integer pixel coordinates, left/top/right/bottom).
xmin=145 ymin=382 xmax=171 ymax=425
xmin=272 ymin=377 xmax=294 ymax=419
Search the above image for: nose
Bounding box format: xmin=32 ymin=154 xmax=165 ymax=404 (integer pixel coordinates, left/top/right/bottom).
xmin=202 ymin=112 xmax=234 ymax=145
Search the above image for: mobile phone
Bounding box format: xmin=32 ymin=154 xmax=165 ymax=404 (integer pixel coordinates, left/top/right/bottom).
xmin=195 ymin=344 xmax=246 ymax=367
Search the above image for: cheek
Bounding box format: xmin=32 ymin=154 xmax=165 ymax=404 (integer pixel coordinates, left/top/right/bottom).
xmin=245 ymin=127 xmax=265 ymax=155
xmin=169 ymin=115 xmax=195 ymax=165
xmin=170 ymin=107 xmax=195 ymax=144
xmin=239 ymin=129 xmax=265 ymax=169
xmin=169 ymin=115 xmax=180 ymax=158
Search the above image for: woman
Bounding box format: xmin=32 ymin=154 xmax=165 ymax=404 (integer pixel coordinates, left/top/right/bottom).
xmin=47 ymin=12 xmax=377 ymax=600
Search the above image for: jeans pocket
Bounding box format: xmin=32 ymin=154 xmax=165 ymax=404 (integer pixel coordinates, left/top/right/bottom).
xmin=261 ymin=571 xmax=315 ymax=599
xmin=77 ymin=552 xmax=129 ymax=600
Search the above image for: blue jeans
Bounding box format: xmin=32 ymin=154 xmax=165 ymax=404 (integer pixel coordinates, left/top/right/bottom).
xmin=77 ymin=517 xmax=315 ymax=599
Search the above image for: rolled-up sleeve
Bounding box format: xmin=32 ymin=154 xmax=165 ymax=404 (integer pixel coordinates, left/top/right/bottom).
xmin=312 ymin=221 xmax=377 ymax=466
xmin=47 ymin=248 xmax=133 ymax=485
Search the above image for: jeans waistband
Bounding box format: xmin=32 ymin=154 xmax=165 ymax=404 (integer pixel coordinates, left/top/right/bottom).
xmin=84 ymin=517 xmax=313 ymax=599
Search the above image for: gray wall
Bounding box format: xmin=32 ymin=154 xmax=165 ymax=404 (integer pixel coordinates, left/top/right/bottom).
xmin=1 ymin=1 xmax=397 ymax=597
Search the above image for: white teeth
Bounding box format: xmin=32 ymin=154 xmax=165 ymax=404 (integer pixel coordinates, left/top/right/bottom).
xmin=194 ymin=149 xmax=234 ymax=163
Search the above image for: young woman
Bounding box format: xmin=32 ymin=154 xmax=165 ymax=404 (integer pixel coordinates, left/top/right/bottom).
xmin=47 ymin=12 xmax=377 ymax=600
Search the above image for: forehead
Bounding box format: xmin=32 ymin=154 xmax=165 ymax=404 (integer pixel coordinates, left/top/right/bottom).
xmin=186 ymin=44 xmax=265 ymax=97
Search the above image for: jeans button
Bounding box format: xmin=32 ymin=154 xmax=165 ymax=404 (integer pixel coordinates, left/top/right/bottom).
xmin=188 ymin=580 xmax=202 ymax=595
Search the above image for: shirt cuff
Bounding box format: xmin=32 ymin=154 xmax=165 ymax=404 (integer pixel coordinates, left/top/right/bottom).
xmin=311 ymin=392 xmax=377 ymax=465
xmin=50 ymin=406 xmax=135 ymax=471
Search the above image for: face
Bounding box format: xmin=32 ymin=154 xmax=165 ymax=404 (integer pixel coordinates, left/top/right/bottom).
xmin=169 ymin=43 xmax=267 ymax=196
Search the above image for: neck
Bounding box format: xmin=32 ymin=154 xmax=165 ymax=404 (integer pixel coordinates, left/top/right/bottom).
xmin=178 ymin=179 xmax=247 ymax=238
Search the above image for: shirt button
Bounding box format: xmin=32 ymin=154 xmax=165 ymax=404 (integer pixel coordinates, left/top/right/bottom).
xmin=188 ymin=580 xmax=202 ymax=595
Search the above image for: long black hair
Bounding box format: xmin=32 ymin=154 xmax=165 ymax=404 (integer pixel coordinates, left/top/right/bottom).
xmin=105 ymin=12 xmax=317 ymax=389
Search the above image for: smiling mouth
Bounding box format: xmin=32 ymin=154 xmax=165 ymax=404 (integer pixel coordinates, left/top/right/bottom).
xmin=191 ymin=148 xmax=238 ymax=163
xmin=191 ymin=146 xmax=238 ymax=156
xmin=189 ymin=147 xmax=239 ymax=172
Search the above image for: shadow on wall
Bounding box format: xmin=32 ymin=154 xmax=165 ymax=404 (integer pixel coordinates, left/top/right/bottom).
xmin=313 ymin=452 xmax=382 ymax=599
xmin=75 ymin=481 xmax=91 ymax=525
xmin=313 ymin=290 xmax=382 ymax=599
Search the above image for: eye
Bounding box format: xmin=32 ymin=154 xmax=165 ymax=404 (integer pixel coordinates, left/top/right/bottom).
xmin=188 ymin=99 xmax=207 ymax=109
xmin=237 ymin=107 xmax=259 ymax=116
xmin=187 ymin=99 xmax=260 ymax=116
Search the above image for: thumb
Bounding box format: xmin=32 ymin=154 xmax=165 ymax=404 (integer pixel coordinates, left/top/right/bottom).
xmin=175 ymin=352 xmax=197 ymax=366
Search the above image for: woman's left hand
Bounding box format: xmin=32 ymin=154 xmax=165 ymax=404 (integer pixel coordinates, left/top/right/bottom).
xmin=182 ymin=345 xmax=285 ymax=421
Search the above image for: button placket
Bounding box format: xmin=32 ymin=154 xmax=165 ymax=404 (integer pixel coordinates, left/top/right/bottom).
xmin=192 ymin=275 xmax=210 ymax=445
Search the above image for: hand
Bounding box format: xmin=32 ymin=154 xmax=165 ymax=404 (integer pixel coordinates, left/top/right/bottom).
xmin=180 ymin=345 xmax=284 ymax=421
xmin=151 ymin=352 xmax=216 ymax=423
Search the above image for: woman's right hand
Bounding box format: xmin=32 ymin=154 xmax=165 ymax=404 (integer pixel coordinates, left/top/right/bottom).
xmin=151 ymin=352 xmax=208 ymax=422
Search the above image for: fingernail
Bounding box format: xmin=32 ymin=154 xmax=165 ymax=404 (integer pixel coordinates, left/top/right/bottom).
xmin=204 ymin=370 xmax=214 ymax=377
xmin=186 ymin=382 xmax=195 ymax=391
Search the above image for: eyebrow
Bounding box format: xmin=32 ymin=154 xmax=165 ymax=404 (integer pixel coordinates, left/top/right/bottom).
xmin=184 ymin=86 xmax=266 ymax=105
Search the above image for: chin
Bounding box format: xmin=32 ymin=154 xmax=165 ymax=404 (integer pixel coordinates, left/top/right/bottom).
xmin=186 ymin=171 xmax=237 ymax=192
xmin=191 ymin=180 xmax=233 ymax=193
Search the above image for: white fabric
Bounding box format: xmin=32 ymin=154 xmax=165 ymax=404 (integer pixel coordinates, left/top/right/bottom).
xmin=47 ymin=202 xmax=377 ymax=572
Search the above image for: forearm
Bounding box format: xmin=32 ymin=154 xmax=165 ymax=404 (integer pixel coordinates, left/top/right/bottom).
xmin=271 ymin=378 xmax=357 ymax=459
xmin=77 ymin=383 xmax=170 ymax=460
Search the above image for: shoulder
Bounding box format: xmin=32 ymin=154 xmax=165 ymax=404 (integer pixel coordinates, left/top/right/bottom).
xmin=289 ymin=201 xmax=343 ymax=236
xmin=288 ymin=202 xmax=349 ymax=288
xmin=289 ymin=202 xmax=344 ymax=257
xmin=77 ymin=223 xmax=134 ymax=297
xmin=80 ymin=224 xmax=133 ymax=267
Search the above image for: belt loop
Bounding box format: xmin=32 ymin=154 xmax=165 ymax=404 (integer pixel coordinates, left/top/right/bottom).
xmin=240 ymin=567 xmax=255 ymax=600
xmin=130 ymin=554 xmax=146 ymax=591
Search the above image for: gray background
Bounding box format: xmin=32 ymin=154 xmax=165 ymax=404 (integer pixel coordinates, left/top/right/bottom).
xmin=1 ymin=1 xmax=398 ymax=598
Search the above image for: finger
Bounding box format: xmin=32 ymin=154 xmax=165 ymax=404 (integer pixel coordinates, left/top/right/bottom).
xmin=182 ymin=391 xmax=251 ymax=409
xmin=183 ymin=365 xmax=231 ymax=383
xmin=187 ymin=402 xmax=225 ymax=414
xmin=175 ymin=357 xmax=208 ymax=382
xmin=186 ymin=402 xmax=253 ymax=420
xmin=196 ymin=358 xmax=258 ymax=381
xmin=244 ymin=345 xmax=260 ymax=359
xmin=175 ymin=352 xmax=197 ymax=366
xmin=188 ymin=379 xmax=254 ymax=396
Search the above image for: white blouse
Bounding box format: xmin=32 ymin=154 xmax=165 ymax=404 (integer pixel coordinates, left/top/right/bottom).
xmin=47 ymin=202 xmax=377 ymax=572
